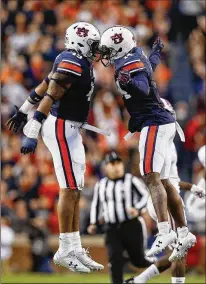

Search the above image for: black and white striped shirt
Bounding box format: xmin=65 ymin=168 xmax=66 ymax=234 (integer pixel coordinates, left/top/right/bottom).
xmin=90 ymin=173 xmax=149 ymax=225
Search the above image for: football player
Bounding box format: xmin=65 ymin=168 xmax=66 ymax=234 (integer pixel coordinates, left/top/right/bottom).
xmin=124 ymin=99 xmax=205 ymax=284
xmin=7 ymin=22 xmax=104 ymax=273
xmin=99 ymin=26 xmax=196 ymax=261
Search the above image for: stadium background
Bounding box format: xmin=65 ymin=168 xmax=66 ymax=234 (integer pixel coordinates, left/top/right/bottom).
xmin=1 ymin=0 xmax=205 ymax=283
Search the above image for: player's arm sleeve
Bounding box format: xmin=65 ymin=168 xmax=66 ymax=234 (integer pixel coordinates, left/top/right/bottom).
xmin=129 ymin=72 xmax=150 ymax=96
xmin=148 ymin=49 xmax=161 ymax=71
xmin=90 ymin=182 xmax=101 ymax=225
xmin=122 ymin=60 xmax=150 ymax=95
xmin=132 ymin=176 xmax=149 ymax=210
xmin=56 ymin=59 xmax=83 ymax=83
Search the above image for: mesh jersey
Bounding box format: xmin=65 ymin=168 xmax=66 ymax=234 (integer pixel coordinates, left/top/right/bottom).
xmin=114 ymin=47 xmax=174 ymax=132
xmin=50 ymin=50 xmax=94 ymax=122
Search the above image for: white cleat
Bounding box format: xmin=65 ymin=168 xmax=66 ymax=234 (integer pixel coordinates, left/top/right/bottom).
xmin=169 ymin=232 xmax=197 ymax=262
xmin=76 ymin=248 xmax=104 ymax=271
xmin=53 ymin=250 xmax=90 ymax=273
xmin=146 ymin=230 xmax=177 ymax=257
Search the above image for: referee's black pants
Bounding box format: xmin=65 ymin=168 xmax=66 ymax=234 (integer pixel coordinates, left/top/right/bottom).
xmin=105 ymin=217 xmax=152 ymax=284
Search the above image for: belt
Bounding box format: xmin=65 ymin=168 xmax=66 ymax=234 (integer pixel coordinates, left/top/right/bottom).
xmin=23 ymin=115 xmax=111 ymax=137
xmin=124 ymin=121 xmax=185 ymax=142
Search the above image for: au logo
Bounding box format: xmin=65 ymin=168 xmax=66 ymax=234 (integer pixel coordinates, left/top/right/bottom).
xmin=76 ymin=27 xmax=89 ymax=37
xmin=111 ymin=33 xmax=123 ymax=44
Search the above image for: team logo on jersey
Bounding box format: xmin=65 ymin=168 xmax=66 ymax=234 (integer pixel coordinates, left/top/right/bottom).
xmin=111 ymin=33 xmax=123 ymax=44
xmin=76 ymin=27 xmax=89 ymax=37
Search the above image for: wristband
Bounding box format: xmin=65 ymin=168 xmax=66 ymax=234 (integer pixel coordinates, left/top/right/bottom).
xmin=27 ymin=119 xmax=42 ymax=139
xmin=190 ymin=184 xmax=197 ymax=193
xmin=19 ymin=100 xmax=34 ymax=114
xmin=44 ymin=77 xmax=50 ymax=85
xmin=33 ymin=111 xmax=47 ymax=123
xmin=45 ymin=93 xmax=56 ymax=103
xmin=27 ymin=111 xmax=47 ymax=139
xmin=29 ymin=90 xmax=43 ymax=103
xmin=19 ymin=90 xmax=43 ymax=114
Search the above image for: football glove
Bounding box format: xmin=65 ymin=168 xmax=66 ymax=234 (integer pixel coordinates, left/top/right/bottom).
xmin=117 ymin=70 xmax=132 ymax=87
xmin=21 ymin=137 xmax=38 ymax=155
xmin=7 ymin=106 xmax=27 ymax=133
xmin=152 ymin=37 xmax=164 ymax=53
xmin=191 ymin=184 xmax=206 ymax=199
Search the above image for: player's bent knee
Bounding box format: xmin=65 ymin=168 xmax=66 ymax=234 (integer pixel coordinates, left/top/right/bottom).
xmin=59 ymin=188 xmax=80 ymax=200
xmin=143 ymin=172 xmax=161 ymax=187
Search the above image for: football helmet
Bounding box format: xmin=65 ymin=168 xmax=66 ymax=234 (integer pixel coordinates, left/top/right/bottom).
xmin=65 ymin=22 xmax=100 ymax=60
xmin=99 ymin=26 xmax=136 ymax=66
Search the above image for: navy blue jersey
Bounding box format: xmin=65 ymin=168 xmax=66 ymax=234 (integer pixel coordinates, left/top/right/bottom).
xmin=114 ymin=47 xmax=174 ymax=132
xmin=50 ymin=50 xmax=94 ymax=122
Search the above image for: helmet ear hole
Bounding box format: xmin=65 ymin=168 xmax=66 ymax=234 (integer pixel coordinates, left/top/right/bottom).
xmin=78 ymin=43 xmax=84 ymax=47
xmin=118 ymin=48 xmax=122 ymax=52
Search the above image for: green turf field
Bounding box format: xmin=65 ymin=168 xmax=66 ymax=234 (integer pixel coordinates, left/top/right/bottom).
xmin=1 ymin=273 xmax=205 ymax=283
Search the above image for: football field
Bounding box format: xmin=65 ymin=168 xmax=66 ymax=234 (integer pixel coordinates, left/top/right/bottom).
xmin=2 ymin=273 xmax=205 ymax=283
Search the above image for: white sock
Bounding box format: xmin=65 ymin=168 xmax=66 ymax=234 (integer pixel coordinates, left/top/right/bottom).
xmin=134 ymin=264 xmax=159 ymax=283
xmin=72 ymin=231 xmax=82 ymax=253
xmin=59 ymin=232 xmax=73 ymax=255
xmin=177 ymin=227 xmax=189 ymax=238
xmin=158 ymin=221 xmax=170 ymax=234
xmin=171 ymin=277 xmax=185 ymax=283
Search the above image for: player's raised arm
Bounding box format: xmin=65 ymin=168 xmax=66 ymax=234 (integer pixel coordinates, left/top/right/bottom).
xmin=117 ymin=65 xmax=150 ymax=96
xmin=6 ymin=72 xmax=52 ymax=132
xmin=20 ymin=72 xmax=72 ymax=155
xmin=148 ymin=37 xmax=164 ymax=71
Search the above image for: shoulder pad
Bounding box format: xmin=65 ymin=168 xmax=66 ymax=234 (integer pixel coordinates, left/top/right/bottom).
xmin=115 ymin=47 xmax=145 ymax=73
xmin=122 ymin=58 xmax=145 ymax=74
xmin=55 ymin=51 xmax=85 ymax=77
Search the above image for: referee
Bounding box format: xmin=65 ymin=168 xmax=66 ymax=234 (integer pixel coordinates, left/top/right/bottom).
xmin=88 ymin=152 xmax=152 ymax=284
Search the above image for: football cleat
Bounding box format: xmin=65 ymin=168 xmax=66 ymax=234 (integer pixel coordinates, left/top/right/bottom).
xmin=146 ymin=230 xmax=177 ymax=257
xmin=76 ymin=248 xmax=104 ymax=270
xmin=124 ymin=277 xmax=135 ymax=283
xmin=169 ymin=232 xmax=197 ymax=262
xmin=53 ymin=250 xmax=90 ymax=273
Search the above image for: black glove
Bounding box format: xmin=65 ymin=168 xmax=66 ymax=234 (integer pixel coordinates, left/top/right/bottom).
xmin=7 ymin=106 xmax=28 ymax=133
xmin=152 ymin=37 xmax=164 ymax=53
xmin=117 ymin=70 xmax=132 ymax=88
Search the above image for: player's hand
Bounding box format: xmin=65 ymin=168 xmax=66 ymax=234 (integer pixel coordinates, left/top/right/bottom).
xmin=87 ymin=224 xmax=97 ymax=235
xmin=191 ymin=184 xmax=206 ymax=199
xmin=21 ymin=137 xmax=38 ymax=155
xmin=152 ymin=37 xmax=164 ymax=53
xmin=127 ymin=207 xmax=139 ymax=218
xmin=118 ymin=70 xmax=132 ymax=87
xmin=7 ymin=106 xmax=27 ymax=133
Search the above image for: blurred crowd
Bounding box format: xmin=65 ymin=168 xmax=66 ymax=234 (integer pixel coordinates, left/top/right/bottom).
xmin=1 ymin=0 xmax=205 ymax=273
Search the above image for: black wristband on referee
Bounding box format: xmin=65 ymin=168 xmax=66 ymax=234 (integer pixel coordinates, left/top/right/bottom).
xmin=29 ymin=90 xmax=43 ymax=104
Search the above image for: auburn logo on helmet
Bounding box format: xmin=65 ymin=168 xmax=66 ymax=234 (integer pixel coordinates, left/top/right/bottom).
xmin=111 ymin=33 xmax=123 ymax=44
xmin=76 ymin=27 xmax=89 ymax=37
